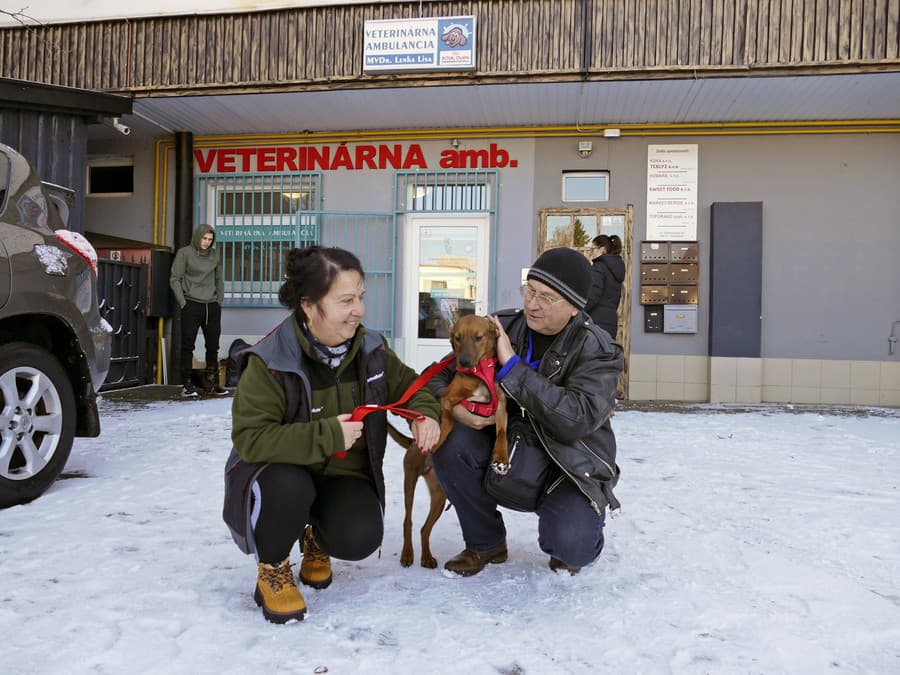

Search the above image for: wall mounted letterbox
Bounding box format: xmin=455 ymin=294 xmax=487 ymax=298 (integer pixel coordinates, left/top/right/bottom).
xmin=644 ymin=305 xmax=664 ymax=332
xmin=664 ymin=304 xmax=698 ymax=333
xmin=669 ymin=242 xmax=699 ymax=262
xmin=640 ymin=241 xmax=669 ymax=262
xmin=669 ymin=285 xmax=699 ymax=304
xmin=640 ymin=263 xmax=670 ymax=284
xmin=640 ymin=285 xmax=669 ymax=305
xmin=670 ymin=263 xmax=699 ymax=283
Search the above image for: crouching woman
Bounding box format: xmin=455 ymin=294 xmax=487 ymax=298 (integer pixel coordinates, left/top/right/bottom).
xmin=223 ymin=246 xmax=440 ymax=623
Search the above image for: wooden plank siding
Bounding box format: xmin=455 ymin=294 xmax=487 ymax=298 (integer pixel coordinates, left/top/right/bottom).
xmin=0 ymin=0 xmax=897 ymax=95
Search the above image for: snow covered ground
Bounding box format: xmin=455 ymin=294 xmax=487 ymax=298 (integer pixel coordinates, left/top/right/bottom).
xmin=3 ymin=395 xmax=899 ymax=674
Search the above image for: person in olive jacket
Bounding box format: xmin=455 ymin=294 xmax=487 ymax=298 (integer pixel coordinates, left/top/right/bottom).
xmin=427 ymin=247 xmax=623 ymax=578
xmin=169 ymin=223 xmax=226 ymax=397
xmin=224 ymin=246 xmax=440 ymax=624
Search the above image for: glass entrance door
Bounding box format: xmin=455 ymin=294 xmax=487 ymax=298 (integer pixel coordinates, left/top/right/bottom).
xmin=402 ymin=214 xmax=490 ymax=374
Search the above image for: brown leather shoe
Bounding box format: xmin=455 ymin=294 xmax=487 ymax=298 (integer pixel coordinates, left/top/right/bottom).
xmin=444 ymin=546 xmax=508 ymax=576
xmin=549 ymin=557 xmax=581 ymax=575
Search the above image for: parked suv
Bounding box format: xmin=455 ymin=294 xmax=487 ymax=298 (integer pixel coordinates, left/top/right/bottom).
xmin=0 ymin=142 xmax=111 ymax=508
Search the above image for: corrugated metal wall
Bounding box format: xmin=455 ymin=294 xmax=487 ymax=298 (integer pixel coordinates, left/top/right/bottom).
xmin=1 ymin=0 xmax=897 ymax=94
xmin=0 ymin=109 xmax=87 ymax=232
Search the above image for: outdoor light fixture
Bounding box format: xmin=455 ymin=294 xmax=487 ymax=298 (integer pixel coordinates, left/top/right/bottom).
xmin=578 ymin=140 xmax=593 ymax=158
xmin=603 ymin=128 xmax=621 ymax=138
xmin=450 ymin=138 xmax=460 ymax=148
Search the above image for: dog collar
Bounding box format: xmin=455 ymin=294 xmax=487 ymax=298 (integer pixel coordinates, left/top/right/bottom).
xmin=456 ymin=358 xmax=499 ymax=417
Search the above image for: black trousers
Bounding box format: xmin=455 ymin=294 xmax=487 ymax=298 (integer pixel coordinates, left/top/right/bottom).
xmin=179 ymin=300 xmax=221 ymax=383
xmin=251 ymin=463 xmax=384 ymax=565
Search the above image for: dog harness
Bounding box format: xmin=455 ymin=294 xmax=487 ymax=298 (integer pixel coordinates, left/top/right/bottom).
xmin=456 ymin=358 xmax=500 ymax=417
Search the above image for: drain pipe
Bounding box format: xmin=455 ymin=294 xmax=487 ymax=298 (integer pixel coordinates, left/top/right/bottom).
xmin=890 ymin=320 xmax=900 ymax=355
xmin=169 ymin=131 xmax=195 ymax=385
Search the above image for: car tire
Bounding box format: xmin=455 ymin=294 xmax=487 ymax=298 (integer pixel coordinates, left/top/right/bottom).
xmin=0 ymin=342 xmax=77 ymax=508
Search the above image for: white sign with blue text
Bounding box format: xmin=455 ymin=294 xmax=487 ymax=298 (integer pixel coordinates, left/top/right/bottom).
xmin=363 ymin=15 xmax=476 ymax=73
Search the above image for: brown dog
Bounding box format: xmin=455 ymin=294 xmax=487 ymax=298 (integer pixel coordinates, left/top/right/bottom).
xmin=434 ymin=314 xmax=509 ymax=474
xmin=387 ymin=422 xmax=447 ymax=568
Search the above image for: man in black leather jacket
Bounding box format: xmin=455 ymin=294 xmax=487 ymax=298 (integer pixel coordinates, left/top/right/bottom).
xmin=428 ymin=247 xmax=623 ymax=577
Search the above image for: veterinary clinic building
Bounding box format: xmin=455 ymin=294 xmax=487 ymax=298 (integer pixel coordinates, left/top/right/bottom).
xmin=2 ymin=0 xmax=899 ymax=406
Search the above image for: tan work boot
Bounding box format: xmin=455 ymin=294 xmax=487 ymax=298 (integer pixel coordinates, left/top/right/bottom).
xmin=254 ymin=558 xmax=307 ymax=624
xmin=299 ymin=526 xmax=333 ymax=589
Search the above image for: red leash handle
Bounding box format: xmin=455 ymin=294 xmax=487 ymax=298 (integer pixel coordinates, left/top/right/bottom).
xmin=333 ymin=356 xmax=456 ymax=459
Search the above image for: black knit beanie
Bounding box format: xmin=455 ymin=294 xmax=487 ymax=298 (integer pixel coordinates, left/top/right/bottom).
xmin=526 ymin=247 xmax=592 ymax=310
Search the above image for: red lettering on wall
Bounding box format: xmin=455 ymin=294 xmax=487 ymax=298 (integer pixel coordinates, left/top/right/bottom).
xmin=402 ymin=144 xmax=427 ymax=169
xmin=460 ymin=149 xmax=489 ymax=168
xmin=277 ymin=147 xmax=298 ymax=171
xmin=307 ymin=146 xmax=331 ymax=170
xmin=217 ymin=151 xmax=236 ymax=172
xmin=195 ymin=149 xmax=216 ymax=173
xmin=378 ymin=144 xmax=402 ymax=170
xmin=192 ymin=142 xmax=519 ymax=173
xmin=257 ymin=148 xmax=277 ymax=172
xmin=234 ymin=148 xmax=254 ymax=172
xmin=356 ymin=145 xmax=377 ymax=169
xmin=332 ymin=143 xmax=354 ymax=170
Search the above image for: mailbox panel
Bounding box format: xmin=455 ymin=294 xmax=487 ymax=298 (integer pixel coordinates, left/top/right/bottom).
xmin=670 ymin=263 xmax=699 ymax=283
xmin=640 ymin=263 xmax=669 ymax=284
xmin=640 ymin=241 xmax=669 ymax=262
xmin=669 ymin=242 xmax=699 ymax=262
xmin=669 ymin=285 xmax=699 ymax=304
xmin=640 ymin=285 xmax=669 ymax=305
xmin=664 ymin=304 xmax=698 ymax=333
xmin=644 ymin=305 xmax=664 ymax=332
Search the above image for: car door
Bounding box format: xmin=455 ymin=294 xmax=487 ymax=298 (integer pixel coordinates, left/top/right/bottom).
xmin=0 ymin=148 xmax=11 ymax=309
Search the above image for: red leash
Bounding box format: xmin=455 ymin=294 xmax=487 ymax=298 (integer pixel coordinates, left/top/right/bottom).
xmin=333 ymin=355 xmax=456 ymax=458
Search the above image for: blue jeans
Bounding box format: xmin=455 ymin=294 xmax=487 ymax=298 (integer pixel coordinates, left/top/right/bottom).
xmin=431 ymin=424 xmax=606 ymax=568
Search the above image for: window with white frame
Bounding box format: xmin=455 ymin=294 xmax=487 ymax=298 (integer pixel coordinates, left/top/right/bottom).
xmin=561 ymin=170 xmax=609 ymax=202
xmin=87 ymin=157 xmax=134 ymax=197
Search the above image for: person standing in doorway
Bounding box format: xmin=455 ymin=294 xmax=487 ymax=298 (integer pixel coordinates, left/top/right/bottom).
xmin=170 ymin=223 xmax=227 ymax=398
xmin=585 ymin=234 xmax=625 ymax=340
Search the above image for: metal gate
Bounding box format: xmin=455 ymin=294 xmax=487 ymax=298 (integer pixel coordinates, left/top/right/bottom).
xmin=195 ymin=173 xmax=396 ymax=339
xmin=316 ymin=211 xmax=396 ymax=339
xmin=215 ymin=209 xmax=397 ymax=339
xmin=97 ymin=259 xmax=149 ymax=390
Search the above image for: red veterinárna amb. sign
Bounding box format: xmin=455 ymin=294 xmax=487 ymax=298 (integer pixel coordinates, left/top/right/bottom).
xmin=193 ymin=143 xmax=519 ymax=173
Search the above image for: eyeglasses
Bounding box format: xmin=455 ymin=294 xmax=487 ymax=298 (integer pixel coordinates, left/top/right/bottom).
xmin=520 ymin=284 xmax=566 ymax=309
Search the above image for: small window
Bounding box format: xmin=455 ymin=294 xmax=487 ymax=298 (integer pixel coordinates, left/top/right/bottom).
xmin=87 ymin=157 xmax=134 ymax=197
xmin=562 ymin=171 xmax=609 ymax=202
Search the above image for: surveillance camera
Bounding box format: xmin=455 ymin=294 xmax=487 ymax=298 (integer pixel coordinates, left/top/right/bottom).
xmin=112 ymin=117 xmax=131 ymax=136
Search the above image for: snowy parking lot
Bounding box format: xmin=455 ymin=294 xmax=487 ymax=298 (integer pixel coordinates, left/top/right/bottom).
xmin=3 ymin=393 xmax=899 ymax=674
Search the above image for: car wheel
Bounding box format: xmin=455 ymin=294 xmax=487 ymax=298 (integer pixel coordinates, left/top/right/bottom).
xmin=0 ymin=342 xmax=76 ymax=508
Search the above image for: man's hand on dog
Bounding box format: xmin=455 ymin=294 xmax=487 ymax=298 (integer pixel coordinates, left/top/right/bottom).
xmin=451 ymin=405 xmax=496 ymax=430
xmin=411 ymin=416 xmax=441 ymax=454
xmin=488 ymin=314 xmax=514 ymax=365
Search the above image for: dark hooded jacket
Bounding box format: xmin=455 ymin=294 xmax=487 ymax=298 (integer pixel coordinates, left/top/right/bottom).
xmin=169 ymin=224 xmax=223 ymax=308
xmin=584 ymin=253 xmax=625 ymax=338
xmin=429 ymin=308 xmax=623 ymax=513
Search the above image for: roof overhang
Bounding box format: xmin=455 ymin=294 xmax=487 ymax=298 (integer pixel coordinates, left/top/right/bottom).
xmin=0 ymin=77 xmax=133 ymax=119
xmin=90 ymin=71 xmax=900 ymax=141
